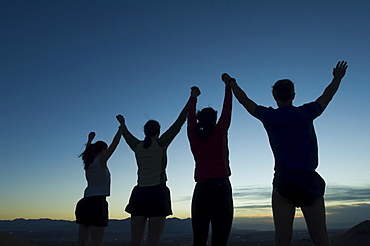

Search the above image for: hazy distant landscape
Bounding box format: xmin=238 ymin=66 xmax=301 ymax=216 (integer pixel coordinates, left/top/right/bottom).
xmin=1 ymin=218 xmax=369 ymax=245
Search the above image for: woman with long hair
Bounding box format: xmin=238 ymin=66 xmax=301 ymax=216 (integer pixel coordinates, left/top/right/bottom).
xmin=187 ymin=80 xmax=233 ymax=246
xmin=116 ymin=92 xmax=191 ymax=246
xmin=75 ymin=118 xmax=122 ymax=246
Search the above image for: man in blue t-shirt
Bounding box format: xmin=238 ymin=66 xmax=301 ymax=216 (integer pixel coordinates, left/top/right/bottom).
xmin=222 ymin=61 xmax=347 ymax=246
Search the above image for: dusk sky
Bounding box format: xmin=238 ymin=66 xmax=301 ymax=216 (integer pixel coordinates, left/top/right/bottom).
xmin=1 ymin=0 xmax=369 ymax=230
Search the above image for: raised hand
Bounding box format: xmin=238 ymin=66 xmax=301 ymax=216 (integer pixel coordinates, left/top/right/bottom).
xmin=222 ymin=73 xmax=234 ymax=85
xmin=116 ymin=114 xmax=125 ymax=124
xmin=191 ymin=86 xmax=201 ymax=97
xmin=333 ymin=61 xmax=348 ymax=79
xmin=88 ymin=132 xmax=96 ymax=141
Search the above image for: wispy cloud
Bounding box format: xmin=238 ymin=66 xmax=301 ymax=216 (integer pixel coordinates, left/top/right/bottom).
xmin=233 ymin=186 xmax=272 ymax=199
xmin=234 ymin=204 xmax=271 ymax=209
xmin=173 ymin=195 xmax=192 ymax=203
xmin=232 ymin=184 xmax=370 ymax=204
xmin=173 ymin=184 xmax=370 ymax=230
xmin=325 ymin=185 xmax=370 ymax=203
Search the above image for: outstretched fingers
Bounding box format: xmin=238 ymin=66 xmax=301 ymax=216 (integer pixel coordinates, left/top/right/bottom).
xmin=333 ymin=60 xmax=348 ymax=79
xmin=337 ymin=60 xmax=348 ymax=69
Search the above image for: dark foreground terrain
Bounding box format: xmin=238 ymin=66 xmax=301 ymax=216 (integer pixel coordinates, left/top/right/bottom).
xmin=1 ymin=219 xmax=369 ymax=245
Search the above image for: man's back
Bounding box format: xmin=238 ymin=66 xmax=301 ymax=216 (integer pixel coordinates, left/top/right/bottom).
xmin=255 ymin=102 xmax=323 ymax=172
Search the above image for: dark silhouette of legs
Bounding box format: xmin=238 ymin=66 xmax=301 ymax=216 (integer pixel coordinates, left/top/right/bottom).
xmin=301 ymin=197 xmax=330 ymax=246
xmin=272 ymin=188 xmax=295 ymax=246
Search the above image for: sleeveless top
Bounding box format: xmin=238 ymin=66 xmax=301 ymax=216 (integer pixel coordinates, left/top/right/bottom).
xmin=84 ymin=157 xmax=111 ymax=197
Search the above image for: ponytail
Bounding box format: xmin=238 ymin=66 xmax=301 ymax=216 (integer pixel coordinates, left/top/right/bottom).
xmin=143 ymin=120 xmax=160 ymax=149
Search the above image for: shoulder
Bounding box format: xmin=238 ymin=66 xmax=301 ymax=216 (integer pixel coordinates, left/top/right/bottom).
xmin=255 ymin=105 xmax=274 ymax=119
xmin=301 ymin=101 xmax=323 ymax=109
xmin=299 ymin=102 xmax=324 ymax=117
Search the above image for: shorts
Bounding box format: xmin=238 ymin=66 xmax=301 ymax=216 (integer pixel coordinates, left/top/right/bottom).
xmin=75 ymin=196 xmax=108 ymax=227
xmin=125 ymin=183 xmax=172 ymax=217
xmin=273 ymin=170 xmax=326 ymax=207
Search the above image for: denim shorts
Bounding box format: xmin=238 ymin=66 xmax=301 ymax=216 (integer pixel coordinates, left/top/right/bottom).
xmin=75 ymin=196 xmax=108 ymax=227
xmin=273 ymin=170 xmax=326 ymax=207
xmin=125 ymin=183 xmax=172 ymax=217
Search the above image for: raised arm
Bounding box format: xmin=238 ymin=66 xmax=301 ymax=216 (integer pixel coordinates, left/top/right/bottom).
xmin=216 ymin=82 xmax=232 ymax=131
xmin=100 ymin=124 xmax=122 ymax=164
xmin=86 ymin=132 xmax=96 ymax=147
xmin=116 ymin=114 xmax=140 ymax=151
xmin=159 ymin=93 xmax=193 ymax=147
xmin=222 ymin=73 xmax=257 ymax=116
xmin=187 ymin=86 xmax=201 ymax=136
xmin=315 ymin=61 xmax=348 ymax=111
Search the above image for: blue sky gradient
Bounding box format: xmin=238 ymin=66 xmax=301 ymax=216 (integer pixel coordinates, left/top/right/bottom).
xmin=1 ymin=0 xmax=369 ymax=230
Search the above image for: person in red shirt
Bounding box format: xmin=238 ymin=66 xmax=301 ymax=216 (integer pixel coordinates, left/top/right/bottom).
xmin=187 ymin=79 xmax=233 ymax=246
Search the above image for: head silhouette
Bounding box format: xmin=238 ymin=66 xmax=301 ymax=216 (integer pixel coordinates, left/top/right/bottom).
xmin=196 ymin=107 xmax=217 ymax=139
xmin=143 ymin=120 xmax=161 ymax=149
xmin=272 ymin=79 xmax=295 ymax=103
xmin=80 ymin=140 xmax=108 ymax=170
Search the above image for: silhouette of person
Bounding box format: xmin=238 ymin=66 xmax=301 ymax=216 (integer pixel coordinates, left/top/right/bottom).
xmin=116 ymin=93 xmax=191 ymax=246
xmin=187 ymin=82 xmax=233 ymax=246
xmin=75 ymin=119 xmax=122 ymax=246
xmin=222 ymin=61 xmax=348 ymax=246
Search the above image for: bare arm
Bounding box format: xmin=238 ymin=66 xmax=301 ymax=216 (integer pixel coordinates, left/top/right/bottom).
xmin=222 ymin=73 xmax=258 ymax=116
xmin=100 ymin=123 xmax=122 ymax=164
xmin=316 ymin=61 xmax=348 ymax=110
xmin=159 ymin=95 xmax=191 ymax=147
xmin=116 ymin=114 xmax=141 ymax=151
xmin=86 ymin=132 xmax=95 ymax=147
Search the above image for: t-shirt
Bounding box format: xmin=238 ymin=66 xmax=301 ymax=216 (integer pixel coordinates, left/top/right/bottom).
xmin=255 ymin=102 xmax=323 ymax=172
xmin=187 ymin=85 xmax=232 ymax=182
xmin=84 ymin=157 xmax=111 ymax=197
xmin=122 ymin=103 xmax=188 ymax=187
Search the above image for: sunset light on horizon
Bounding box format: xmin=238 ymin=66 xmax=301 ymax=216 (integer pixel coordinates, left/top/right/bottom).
xmin=1 ymin=0 xmax=370 ymax=231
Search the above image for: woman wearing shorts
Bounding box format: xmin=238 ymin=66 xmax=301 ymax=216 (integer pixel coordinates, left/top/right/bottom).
xmin=117 ymin=92 xmax=191 ymax=246
xmin=75 ymin=120 xmax=122 ymax=246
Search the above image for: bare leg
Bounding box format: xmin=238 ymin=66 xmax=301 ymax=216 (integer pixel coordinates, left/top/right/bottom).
xmin=130 ymin=216 xmax=147 ymax=246
xmin=90 ymin=226 xmax=106 ymax=246
xmin=77 ymin=224 xmax=90 ymax=246
xmin=301 ymin=197 xmax=330 ymax=246
xmin=147 ymin=216 xmax=166 ymax=246
xmin=272 ymin=189 xmax=296 ymax=246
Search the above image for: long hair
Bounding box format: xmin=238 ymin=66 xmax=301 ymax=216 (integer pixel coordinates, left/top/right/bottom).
xmin=272 ymin=79 xmax=295 ymax=102
xmin=79 ymin=141 xmax=108 ymax=170
xmin=195 ymin=107 xmax=217 ymax=139
xmin=143 ymin=120 xmax=160 ymax=149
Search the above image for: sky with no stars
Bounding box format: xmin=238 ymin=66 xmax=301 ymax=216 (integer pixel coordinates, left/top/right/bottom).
xmin=1 ymin=0 xmax=370 ymax=230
